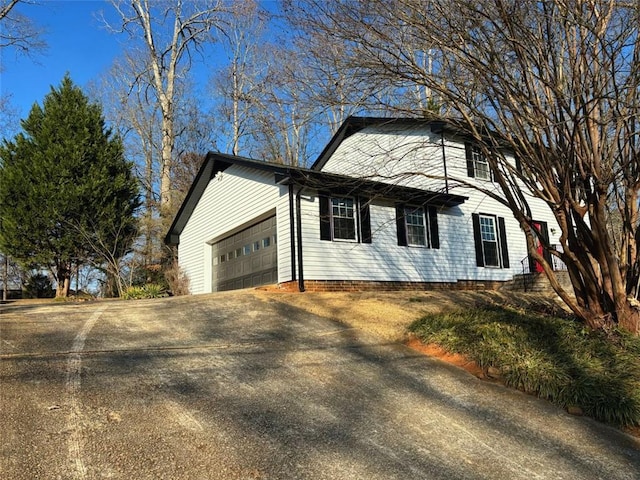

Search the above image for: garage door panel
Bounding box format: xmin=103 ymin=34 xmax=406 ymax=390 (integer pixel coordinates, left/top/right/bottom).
xmin=212 ymin=215 xmax=277 ymax=292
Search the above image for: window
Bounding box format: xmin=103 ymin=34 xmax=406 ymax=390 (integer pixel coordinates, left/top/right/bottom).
xmin=319 ymin=195 xmax=371 ymax=243
xmin=396 ymin=205 xmax=439 ymax=249
xmin=331 ymin=197 xmax=356 ymax=240
xmin=405 ymin=207 xmax=427 ymax=246
xmin=472 ymin=213 xmax=509 ymax=268
xmin=479 ymin=216 xmax=499 ymax=267
xmin=465 ymin=143 xmax=491 ymax=180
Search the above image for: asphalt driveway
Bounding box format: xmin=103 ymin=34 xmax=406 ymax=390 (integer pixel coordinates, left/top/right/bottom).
xmin=1 ymin=292 xmax=639 ymax=479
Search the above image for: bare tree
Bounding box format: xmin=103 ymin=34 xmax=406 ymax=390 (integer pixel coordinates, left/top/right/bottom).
xmin=209 ymin=0 xmax=269 ymax=156
xmin=106 ymin=0 xmax=226 ymax=217
xmin=0 ymin=0 xmax=45 ymax=57
xmin=286 ymin=0 xmax=640 ymax=334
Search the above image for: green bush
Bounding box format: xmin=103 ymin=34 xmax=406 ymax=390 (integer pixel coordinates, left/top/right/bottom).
xmin=23 ymin=273 xmax=54 ymax=298
xmin=409 ymin=306 xmax=640 ymax=428
xmin=122 ymin=283 xmax=167 ymax=300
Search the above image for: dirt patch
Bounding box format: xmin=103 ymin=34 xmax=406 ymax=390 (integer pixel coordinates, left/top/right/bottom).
xmin=405 ymin=337 xmax=486 ymax=378
xmin=258 ymin=289 xmax=565 ymax=343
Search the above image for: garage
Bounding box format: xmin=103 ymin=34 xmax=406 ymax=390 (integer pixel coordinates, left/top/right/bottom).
xmin=211 ymin=216 xmax=278 ymax=291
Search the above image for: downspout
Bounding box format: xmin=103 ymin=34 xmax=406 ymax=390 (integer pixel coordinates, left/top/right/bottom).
xmin=441 ymin=129 xmax=449 ymax=194
xmin=288 ymin=184 xmax=296 ymax=282
xmin=295 ymin=188 xmax=305 ymax=292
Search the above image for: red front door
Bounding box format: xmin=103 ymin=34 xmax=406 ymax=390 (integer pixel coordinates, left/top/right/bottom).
xmin=532 ymin=222 xmax=545 ymax=273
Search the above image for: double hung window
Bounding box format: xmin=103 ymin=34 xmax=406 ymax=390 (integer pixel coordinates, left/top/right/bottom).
xmin=319 ymin=195 xmax=371 ymax=243
xmin=331 ymin=197 xmax=356 ymax=241
xmin=396 ymin=205 xmax=439 ymax=249
xmin=465 ymin=143 xmax=491 ymax=180
xmin=472 ymin=213 xmax=509 ymax=268
xmin=404 ymin=207 xmax=428 ymax=246
xmin=479 ymin=215 xmax=499 ymax=267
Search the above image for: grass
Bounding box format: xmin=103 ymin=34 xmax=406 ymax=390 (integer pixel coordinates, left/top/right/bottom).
xmin=408 ymin=305 xmax=640 ymax=428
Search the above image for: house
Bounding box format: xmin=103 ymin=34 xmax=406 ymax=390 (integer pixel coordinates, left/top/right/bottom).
xmin=166 ymin=116 xmax=560 ymax=294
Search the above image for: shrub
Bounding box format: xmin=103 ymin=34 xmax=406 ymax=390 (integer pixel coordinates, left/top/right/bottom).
xmin=122 ymin=283 xmax=167 ymax=300
xmin=23 ymin=273 xmax=54 ymax=298
xmin=164 ymin=260 xmax=190 ymax=296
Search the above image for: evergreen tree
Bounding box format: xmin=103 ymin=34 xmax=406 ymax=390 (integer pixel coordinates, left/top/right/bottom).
xmin=0 ymin=75 xmax=140 ymax=297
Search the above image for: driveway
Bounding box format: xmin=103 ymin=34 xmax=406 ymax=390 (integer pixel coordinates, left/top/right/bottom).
xmin=1 ymin=292 xmax=639 ymax=479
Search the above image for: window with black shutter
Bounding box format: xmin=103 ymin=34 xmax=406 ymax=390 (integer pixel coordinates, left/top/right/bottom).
xmin=319 ymin=194 xmax=372 ymax=243
xmin=395 ymin=204 xmax=439 ymax=249
xmin=472 ymin=213 xmax=509 ymax=268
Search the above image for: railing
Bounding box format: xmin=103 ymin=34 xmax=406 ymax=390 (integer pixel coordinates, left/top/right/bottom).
xmin=520 ymin=256 xmax=532 ymax=292
xmin=519 ymin=245 xmax=567 ymax=292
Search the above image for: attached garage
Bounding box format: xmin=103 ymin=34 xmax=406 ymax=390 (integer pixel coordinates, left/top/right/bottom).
xmin=211 ymin=215 xmax=278 ymax=291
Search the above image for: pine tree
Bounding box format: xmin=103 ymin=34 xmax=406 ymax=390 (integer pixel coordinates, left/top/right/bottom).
xmin=0 ymin=75 xmax=140 ymax=297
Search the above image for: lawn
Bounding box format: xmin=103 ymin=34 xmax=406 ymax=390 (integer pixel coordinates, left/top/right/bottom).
xmin=408 ymin=306 xmax=640 ymax=428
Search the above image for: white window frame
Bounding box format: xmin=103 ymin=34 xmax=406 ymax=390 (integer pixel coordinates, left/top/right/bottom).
xmin=479 ymin=214 xmax=500 ymax=267
xmin=404 ymin=206 xmax=428 ymax=247
xmin=472 ymin=146 xmax=491 ymax=181
xmin=330 ymin=196 xmax=357 ymax=241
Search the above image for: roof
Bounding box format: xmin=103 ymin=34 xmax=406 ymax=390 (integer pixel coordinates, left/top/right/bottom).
xmin=165 ymin=151 xmax=467 ymax=246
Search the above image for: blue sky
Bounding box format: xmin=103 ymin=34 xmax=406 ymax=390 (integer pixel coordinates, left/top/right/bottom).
xmin=1 ymin=0 xmax=125 ymax=119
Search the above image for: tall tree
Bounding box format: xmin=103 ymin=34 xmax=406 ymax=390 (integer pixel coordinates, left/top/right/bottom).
xmin=0 ymin=75 xmax=140 ymax=297
xmin=107 ymin=0 xmax=225 ymax=217
xmin=210 ymin=0 xmax=268 ymax=156
xmin=285 ymin=0 xmax=640 ymax=334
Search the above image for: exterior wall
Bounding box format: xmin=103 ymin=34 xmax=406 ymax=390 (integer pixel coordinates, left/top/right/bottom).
xmin=312 ymin=123 xmax=562 ymax=283
xmin=296 ymin=194 xmax=529 ymax=284
xmin=321 ymin=124 xmax=446 ymax=191
xmin=178 ymin=165 xmax=291 ymax=294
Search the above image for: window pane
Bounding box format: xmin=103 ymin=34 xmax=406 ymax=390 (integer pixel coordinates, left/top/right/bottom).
xmin=333 ymin=217 xmax=356 ymax=240
xmin=262 ymin=237 xmax=270 ymax=248
xmin=331 ymin=197 xmax=356 ymax=240
xmin=483 ymin=242 xmax=500 ymax=267
xmin=479 ymin=216 xmax=496 ymax=241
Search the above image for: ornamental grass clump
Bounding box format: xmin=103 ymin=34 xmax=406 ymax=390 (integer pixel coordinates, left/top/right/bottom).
xmin=408 ymin=306 xmax=640 ymax=428
xmin=122 ymin=284 xmax=167 ymax=300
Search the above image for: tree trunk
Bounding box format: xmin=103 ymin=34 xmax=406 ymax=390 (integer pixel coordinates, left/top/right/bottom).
xmin=55 ymin=263 xmax=71 ymax=298
xmin=617 ymin=300 xmax=640 ymax=335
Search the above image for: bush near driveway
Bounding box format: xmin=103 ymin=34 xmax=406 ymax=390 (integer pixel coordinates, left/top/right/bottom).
xmin=409 ymin=306 xmax=640 ymax=428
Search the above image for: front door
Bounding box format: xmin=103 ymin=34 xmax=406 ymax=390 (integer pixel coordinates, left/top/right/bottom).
xmin=530 ymin=221 xmax=549 ymax=273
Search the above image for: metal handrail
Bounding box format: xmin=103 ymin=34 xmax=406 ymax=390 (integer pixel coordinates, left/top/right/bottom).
xmin=519 ymin=256 xmax=531 ymax=292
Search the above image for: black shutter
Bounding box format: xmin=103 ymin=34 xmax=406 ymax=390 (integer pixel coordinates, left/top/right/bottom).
xmin=465 ymin=142 xmax=475 ymax=178
xmin=472 ymin=213 xmax=484 ymax=266
xmin=359 ymin=197 xmax=372 ymax=244
xmin=428 ymin=206 xmax=439 ymax=249
xmin=319 ymin=195 xmax=331 ymax=241
xmin=515 ymin=155 xmax=522 ymax=174
xmin=498 ymin=217 xmax=510 ymax=268
xmin=395 ymin=204 xmax=407 ymax=246
xmin=489 ymin=156 xmax=496 ymax=182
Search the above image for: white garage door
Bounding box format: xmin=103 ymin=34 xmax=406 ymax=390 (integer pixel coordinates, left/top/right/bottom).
xmin=212 ymin=216 xmax=277 ymax=291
